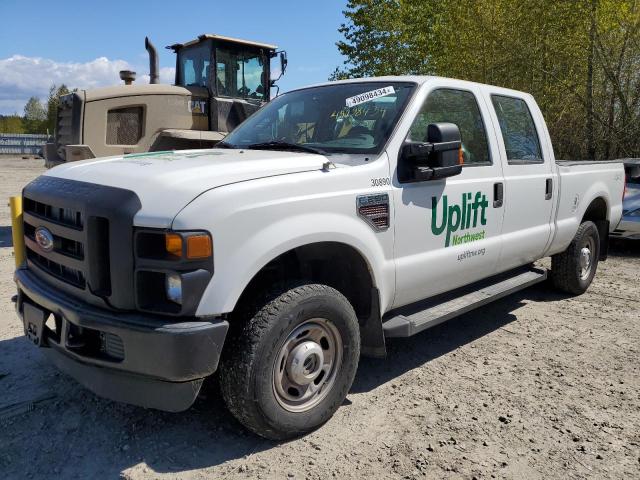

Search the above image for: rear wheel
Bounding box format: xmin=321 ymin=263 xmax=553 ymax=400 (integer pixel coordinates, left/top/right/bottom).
xmin=551 ymin=220 xmax=600 ymax=295
xmin=219 ymin=283 xmax=360 ymax=440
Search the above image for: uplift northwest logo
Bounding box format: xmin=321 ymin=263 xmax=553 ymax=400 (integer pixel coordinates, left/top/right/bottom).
xmin=431 ymin=192 xmax=489 ymax=247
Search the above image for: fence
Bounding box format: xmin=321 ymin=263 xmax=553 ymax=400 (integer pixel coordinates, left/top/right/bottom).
xmin=0 ymin=133 xmax=48 ymax=155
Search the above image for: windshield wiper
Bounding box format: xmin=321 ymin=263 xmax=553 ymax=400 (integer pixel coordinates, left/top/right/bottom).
xmin=246 ymin=141 xmax=327 ymax=155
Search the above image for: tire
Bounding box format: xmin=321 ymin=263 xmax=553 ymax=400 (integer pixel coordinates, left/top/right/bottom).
xmin=550 ymin=220 xmax=600 ymax=295
xmin=219 ymin=283 xmax=360 ymax=440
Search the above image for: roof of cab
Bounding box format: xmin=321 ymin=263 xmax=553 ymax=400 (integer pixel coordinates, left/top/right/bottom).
xmin=168 ymin=34 xmax=277 ymax=51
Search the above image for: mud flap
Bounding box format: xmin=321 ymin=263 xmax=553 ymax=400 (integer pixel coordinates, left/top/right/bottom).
xmin=360 ymin=287 xmax=386 ymax=358
xmin=596 ymin=220 xmax=610 ymax=260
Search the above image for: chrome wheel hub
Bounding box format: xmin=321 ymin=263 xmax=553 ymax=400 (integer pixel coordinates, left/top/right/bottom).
xmin=579 ymin=237 xmax=595 ymax=280
xmin=288 ymin=341 xmax=324 ymax=385
xmin=273 ymin=318 xmax=342 ymax=413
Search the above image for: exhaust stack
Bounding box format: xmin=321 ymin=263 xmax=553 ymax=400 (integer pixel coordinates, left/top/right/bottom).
xmin=145 ymin=36 xmax=159 ymax=84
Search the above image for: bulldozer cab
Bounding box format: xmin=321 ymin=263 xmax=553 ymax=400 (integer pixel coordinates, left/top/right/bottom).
xmin=44 ymin=33 xmax=288 ymax=167
xmin=171 ymin=34 xmax=285 ymax=103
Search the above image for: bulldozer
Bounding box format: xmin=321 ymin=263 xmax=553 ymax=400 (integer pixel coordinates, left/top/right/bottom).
xmin=44 ymin=34 xmax=287 ymax=167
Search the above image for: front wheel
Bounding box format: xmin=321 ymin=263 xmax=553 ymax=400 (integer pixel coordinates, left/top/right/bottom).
xmin=219 ymin=283 xmax=360 ymax=440
xmin=550 ymin=220 xmax=600 ymax=295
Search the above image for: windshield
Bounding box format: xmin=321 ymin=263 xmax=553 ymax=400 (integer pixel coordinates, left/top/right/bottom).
xmin=216 ymin=44 xmax=267 ymax=100
xmin=221 ymin=82 xmax=416 ymax=154
xmin=177 ymin=42 xmax=211 ymax=87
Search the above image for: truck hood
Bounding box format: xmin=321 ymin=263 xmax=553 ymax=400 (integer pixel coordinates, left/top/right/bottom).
xmin=45 ymin=149 xmax=329 ymax=227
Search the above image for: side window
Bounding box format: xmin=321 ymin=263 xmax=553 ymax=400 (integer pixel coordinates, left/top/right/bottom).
xmin=408 ymin=89 xmax=490 ymax=165
xmin=216 ymin=47 xmax=238 ymax=96
xmin=491 ymin=95 xmax=543 ymax=164
xmin=240 ymin=54 xmax=266 ymax=99
xmin=178 ymin=43 xmax=210 ymax=88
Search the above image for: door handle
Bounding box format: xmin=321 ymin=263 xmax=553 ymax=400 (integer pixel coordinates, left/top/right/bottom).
xmin=493 ymin=182 xmax=504 ymax=208
xmin=545 ymin=178 xmax=553 ymax=200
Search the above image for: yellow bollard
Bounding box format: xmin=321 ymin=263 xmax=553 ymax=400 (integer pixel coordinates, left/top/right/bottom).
xmin=9 ymin=196 xmax=25 ymax=268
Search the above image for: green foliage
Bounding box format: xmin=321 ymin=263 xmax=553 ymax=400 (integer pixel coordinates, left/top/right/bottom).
xmin=0 ymin=115 xmax=25 ymax=134
xmin=23 ymin=96 xmax=47 ymax=134
xmin=335 ymin=0 xmax=640 ymax=159
xmin=2 ymin=84 xmax=74 ymax=135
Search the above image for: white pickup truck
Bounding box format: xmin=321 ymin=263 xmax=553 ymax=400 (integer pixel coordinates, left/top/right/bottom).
xmin=14 ymin=76 xmax=625 ymax=440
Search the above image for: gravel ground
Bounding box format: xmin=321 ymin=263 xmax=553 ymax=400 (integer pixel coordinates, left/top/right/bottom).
xmin=0 ymin=155 xmax=639 ymax=479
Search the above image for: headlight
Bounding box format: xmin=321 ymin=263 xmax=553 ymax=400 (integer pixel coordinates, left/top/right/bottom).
xmin=134 ymin=229 xmax=213 ymax=316
xmin=165 ymin=273 xmax=182 ymax=304
xmin=165 ymin=233 xmax=212 ymax=259
xmin=137 ymin=230 xmax=213 ymax=260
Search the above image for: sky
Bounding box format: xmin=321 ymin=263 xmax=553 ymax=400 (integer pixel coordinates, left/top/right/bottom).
xmin=0 ymin=0 xmax=349 ymax=115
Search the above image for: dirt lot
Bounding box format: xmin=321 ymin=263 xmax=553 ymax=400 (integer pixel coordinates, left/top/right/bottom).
xmin=0 ymin=155 xmax=639 ymax=479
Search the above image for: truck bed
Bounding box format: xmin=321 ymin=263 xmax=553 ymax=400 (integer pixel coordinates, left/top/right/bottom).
xmin=556 ymin=160 xmax=625 ymax=166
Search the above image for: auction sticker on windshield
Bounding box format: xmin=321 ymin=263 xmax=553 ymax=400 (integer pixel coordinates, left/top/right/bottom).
xmin=346 ymin=86 xmax=396 ymax=108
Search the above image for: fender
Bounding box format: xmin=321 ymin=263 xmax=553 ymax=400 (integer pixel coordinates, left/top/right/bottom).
xmin=196 ymin=213 xmax=394 ymax=316
xmin=548 ymin=175 xmax=616 ymax=257
xmin=170 ymin=175 xmax=396 ymax=318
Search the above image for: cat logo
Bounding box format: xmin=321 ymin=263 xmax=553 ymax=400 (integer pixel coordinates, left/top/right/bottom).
xmin=188 ymin=100 xmax=208 ymax=116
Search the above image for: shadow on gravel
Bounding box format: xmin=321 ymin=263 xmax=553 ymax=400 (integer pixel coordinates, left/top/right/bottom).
xmin=0 ymin=285 xmax=550 ymax=478
xmin=0 ymin=335 xmax=276 ymax=478
xmin=352 ymin=287 xmax=544 ymax=394
xmin=609 ymin=238 xmax=640 ymax=258
xmin=0 ymin=226 xmax=12 ymax=248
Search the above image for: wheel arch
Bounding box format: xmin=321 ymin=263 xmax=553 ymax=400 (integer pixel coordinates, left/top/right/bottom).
xmin=580 ymin=196 xmax=610 ymax=260
xmin=229 ymin=241 xmax=387 ymax=358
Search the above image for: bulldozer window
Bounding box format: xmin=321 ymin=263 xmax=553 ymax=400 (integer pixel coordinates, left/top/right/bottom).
xmin=240 ymin=54 xmax=265 ymax=99
xmin=177 ymin=42 xmax=211 ymax=87
xmin=216 ymin=45 xmax=266 ymax=100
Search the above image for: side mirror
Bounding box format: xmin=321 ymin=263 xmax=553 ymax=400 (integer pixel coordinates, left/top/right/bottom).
xmin=399 ymin=122 xmax=463 ymax=182
xmin=270 ymin=51 xmax=288 ymax=86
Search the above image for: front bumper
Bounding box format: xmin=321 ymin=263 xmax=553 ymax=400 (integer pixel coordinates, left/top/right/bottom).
xmin=610 ymin=216 xmax=640 ymax=240
xmin=14 ymin=267 xmax=228 ymax=412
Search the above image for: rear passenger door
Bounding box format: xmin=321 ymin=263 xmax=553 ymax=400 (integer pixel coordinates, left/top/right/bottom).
xmin=486 ymin=93 xmax=554 ymax=271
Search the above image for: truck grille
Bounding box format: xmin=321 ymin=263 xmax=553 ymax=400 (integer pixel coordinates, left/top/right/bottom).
xmin=23 ymin=197 xmax=83 ymax=229
xmin=26 ymin=247 xmax=86 ymax=288
xmin=22 ymin=176 xmax=141 ymax=310
xmin=23 ymin=198 xmax=91 ymax=291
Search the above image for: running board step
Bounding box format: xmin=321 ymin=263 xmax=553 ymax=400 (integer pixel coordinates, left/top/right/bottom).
xmin=383 ymin=267 xmax=547 ymax=338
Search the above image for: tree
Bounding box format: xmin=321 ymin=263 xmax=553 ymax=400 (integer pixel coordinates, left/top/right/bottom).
xmin=0 ymin=115 xmax=25 ymax=133
xmin=334 ymin=0 xmax=640 ymax=160
xmin=23 ymin=96 xmax=47 ymax=134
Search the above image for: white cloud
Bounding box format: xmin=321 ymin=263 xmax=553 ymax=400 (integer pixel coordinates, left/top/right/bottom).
xmin=0 ymin=55 xmax=175 ymax=115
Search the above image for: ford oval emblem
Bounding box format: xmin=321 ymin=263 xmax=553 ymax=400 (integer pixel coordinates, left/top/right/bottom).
xmin=35 ymin=226 xmax=54 ymax=252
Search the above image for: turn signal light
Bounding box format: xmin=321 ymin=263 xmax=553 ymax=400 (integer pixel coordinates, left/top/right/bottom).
xmin=165 ymin=233 xmax=183 ymax=257
xmin=458 ymin=147 xmax=464 ymax=165
xmin=186 ymin=234 xmax=212 ymax=259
